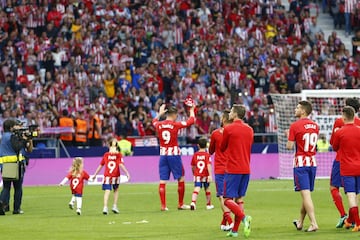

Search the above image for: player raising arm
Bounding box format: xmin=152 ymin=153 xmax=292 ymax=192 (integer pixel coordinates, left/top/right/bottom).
xmin=331 ymin=106 xmax=360 ymax=232
xmin=153 ymin=103 xmax=195 ymax=211
xmin=220 ymin=104 xmax=253 ymax=238
xmin=209 ymin=110 xmax=234 ymax=231
xmin=329 ymin=98 xmax=360 ymax=228
xmin=286 ymin=100 xmax=319 ymax=232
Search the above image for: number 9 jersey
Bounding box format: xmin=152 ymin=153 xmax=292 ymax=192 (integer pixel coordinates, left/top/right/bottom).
xmin=153 ymin=117 xmax=195 ymax=155
xmin=191 ymin=151 xmax=211 ymax=178
xmin=66 ymin=170 xmax=90 ymax=195
xmin=288 ymin=118 xmax=319 ymax=167
xmin=100 ymin=152 xmax=123 ymax=179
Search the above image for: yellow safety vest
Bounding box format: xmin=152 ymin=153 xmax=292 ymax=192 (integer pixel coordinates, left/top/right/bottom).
xmin=317 ymin=140 xmax=330 ymax=153
xmin=0 ymin=154 xmax=25 ymax=163
xmin=118 ymin=139 xmax=132 ymax=156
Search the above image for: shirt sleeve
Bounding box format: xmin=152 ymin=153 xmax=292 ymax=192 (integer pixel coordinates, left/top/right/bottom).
xmin=288 ymin=123 xmax=296 ymax=141
xmin=220 ymin=127 xmax=229 ymax=152
xmin=66 ymin=172 xmax=72 ymax=179
xmin=330 ymin=118 xmax=343 ymax=145
xmin=100 ymin=155 xmax=106 ymax=166
xmin=83 ymin=170 xmax=90 ymax=180
xmin=175 ymin=116 xmax=196 ymax=129
xmin=152 ymin=118 xmax=159 ymax=127
xmin=331 ymin=131 xmax=340 ymax=151
xmin=208 ymin=132 xmax=216 ymax=155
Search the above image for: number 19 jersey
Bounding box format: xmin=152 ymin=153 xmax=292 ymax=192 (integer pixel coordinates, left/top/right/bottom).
xmin=288 ymin=118 xmax=319 ymax=167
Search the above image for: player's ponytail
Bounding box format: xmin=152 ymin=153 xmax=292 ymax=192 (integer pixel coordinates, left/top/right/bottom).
xmin=70 ymin=157 xmax=84 ymax=177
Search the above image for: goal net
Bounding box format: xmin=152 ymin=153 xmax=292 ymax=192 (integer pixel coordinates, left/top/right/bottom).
xmin=271 ymin=89 xmax=360 ymax=179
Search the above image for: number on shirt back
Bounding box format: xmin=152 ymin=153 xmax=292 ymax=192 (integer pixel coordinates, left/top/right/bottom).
xmin=107 ymin=161 xmax=116 ymax=174
xmin=197 ymin=161 xmax=205 ymax=174
xmin=302 ymin=133 xmax=318 ymax=152
xmin=71 ymin=178 xmax=79 ymax=190
xmin=162 ymin=130 xmax=171 ymax=144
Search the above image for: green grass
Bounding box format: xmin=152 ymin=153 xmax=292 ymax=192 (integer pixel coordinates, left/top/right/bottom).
xmin=0 ymin=179 xmax=358 ymax=239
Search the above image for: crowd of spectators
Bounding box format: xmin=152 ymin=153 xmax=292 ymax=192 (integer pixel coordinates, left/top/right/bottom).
xmin=0 ymin=0 xmax=359 ymax=145
xmin=325 ymin=0 xmax=360 ymax=36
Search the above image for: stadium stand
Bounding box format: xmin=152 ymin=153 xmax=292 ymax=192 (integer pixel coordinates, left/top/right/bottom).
xmin=0 ymin=0 xmax=359 ymax=148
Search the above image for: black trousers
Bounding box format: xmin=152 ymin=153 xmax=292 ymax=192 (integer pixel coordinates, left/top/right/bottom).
xmin=0 ymin=163 xmax=24 ymax=211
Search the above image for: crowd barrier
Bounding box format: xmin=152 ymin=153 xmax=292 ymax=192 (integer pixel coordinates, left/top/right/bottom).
xmin=16 ymin=154 xmax=280 ymax=186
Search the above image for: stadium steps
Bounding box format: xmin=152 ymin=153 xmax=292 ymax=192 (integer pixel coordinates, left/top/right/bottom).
xmin=316 ymin=9 xmax=352 ymax=51
xmin=282 ymin=0 xmax=352 ymax=51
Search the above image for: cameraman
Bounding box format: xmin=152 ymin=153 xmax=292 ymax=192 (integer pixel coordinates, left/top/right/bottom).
xmin=0 ymin=119 xmax=33 ymax=215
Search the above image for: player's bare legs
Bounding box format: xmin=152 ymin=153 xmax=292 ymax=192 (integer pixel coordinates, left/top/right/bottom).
xmin=159 ymin=180 xmax=167 ymax=211
xmin=294 ymin=202 xmax=306 ymax=230
xmin=112 ymin=188 xmax=120 ymax=213
xmin=190 ymin=186 xmax=201 ymax=210
xmin=300 ymin=190 xmax=318 ymax=231
xmin=103 ymin=189 xmax=111 ymax=214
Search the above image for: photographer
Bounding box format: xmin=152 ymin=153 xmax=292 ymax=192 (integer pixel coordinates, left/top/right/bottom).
xmin=0 ymin=119 xmax=33 ymax=215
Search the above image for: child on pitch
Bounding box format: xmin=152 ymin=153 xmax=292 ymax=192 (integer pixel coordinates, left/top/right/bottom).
xmin=190 ymin=138 xmax=214 ymax=210
xmin=59 ymin=157 xmax=90 ymax=215
xmin=92 ymin=137 xmax=130 ymax=215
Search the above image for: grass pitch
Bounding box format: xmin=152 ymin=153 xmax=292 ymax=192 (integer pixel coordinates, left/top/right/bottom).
xmin=0 ymin=179 xmax=358 ymax=239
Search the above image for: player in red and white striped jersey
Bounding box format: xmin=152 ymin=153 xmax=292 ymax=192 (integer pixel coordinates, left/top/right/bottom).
xmin=287 ymin=100 xmax=319 ymax=232
xmin=92 ymin=138 xmax=130 ymax=215
xmin=59 ymin=157 xmax=90 ymax=215
xmin=152 ymin=103 xmax=195 ymax=211
xmin=189 ymin=138 xmax=213 ymax=211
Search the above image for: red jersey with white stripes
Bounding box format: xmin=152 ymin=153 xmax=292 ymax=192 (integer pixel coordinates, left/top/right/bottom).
xmin=209 ymin=128 xmax=227 ymax=174
xmin=330 ymin=116 xmax=360 ymax=161
xmin=288 ymin=118 xmax=319 ymax=167
xmin=66 ymin=170 xmax=90 ymax=195
xmin=344 ymin=0 xmax=356 ymax=13
xmin=153 ymin=117 xmax=195 ymax=155
xmin=332 ymin=123 xmax=360 ymax=176
xmin=191 ymin=151 xmax=211 ymax=178
xmin=100 ymin=152 xmax=123 ymax=184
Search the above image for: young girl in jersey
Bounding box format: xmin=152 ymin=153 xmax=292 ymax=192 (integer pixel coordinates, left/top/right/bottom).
xmin=92 ymin=138 xmax=130 ymax=215
xmin=59 ymin=157 xmax=90 ymax=215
